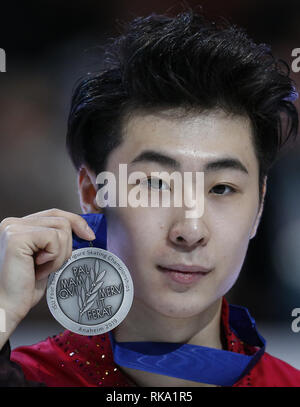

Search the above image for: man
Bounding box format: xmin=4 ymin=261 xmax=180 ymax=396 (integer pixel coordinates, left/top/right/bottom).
xmin=0 ymin=9 xmax=300 ymax=387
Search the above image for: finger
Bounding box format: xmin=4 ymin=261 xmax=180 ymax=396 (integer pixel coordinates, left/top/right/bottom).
xmin=2 ymin=216 xmax=72 ymax=237
xmin=34 ymin=228 xmax=72 ymax=266
xmin=5 ymin=225 xmax=69 ymax=261
xmin=35 ymin=259 xmax=58 ymax=281
xmin=32 ymin=228 xmax=71 ymax=280
xmin=23 ymin=209 xmax=96 ymax=240
xmin=2 ymin=222 xmax=73 ymax=274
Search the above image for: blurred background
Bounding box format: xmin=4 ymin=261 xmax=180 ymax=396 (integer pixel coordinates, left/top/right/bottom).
xmin=0 ymin=0 xmax=300 ymax=369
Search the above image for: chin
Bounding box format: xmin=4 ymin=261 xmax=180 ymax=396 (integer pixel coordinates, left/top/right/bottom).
xmin=151 ymin=297 xmax=211 ymax=319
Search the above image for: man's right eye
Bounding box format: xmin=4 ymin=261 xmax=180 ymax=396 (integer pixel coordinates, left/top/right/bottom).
xmin=142 ymin=177 xmax=170 ymax=191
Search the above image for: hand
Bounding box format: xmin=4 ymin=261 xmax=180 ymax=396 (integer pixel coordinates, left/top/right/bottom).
xmin=0 ymin=208 xmax=95 ymax=333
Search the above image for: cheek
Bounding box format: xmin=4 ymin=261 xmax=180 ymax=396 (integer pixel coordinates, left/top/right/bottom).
xmin=105 ymin=207 xmax=167 ymax=262
xmin=213 ymin=204 xmax=257 ymax=272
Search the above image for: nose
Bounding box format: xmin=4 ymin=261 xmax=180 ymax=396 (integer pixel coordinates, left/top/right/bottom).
xmin=168 ymin=217 xmax=210 ymax=248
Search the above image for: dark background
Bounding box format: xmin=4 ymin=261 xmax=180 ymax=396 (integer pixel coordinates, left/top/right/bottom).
xmin=0 ymin=0 xmax=299 ymax=367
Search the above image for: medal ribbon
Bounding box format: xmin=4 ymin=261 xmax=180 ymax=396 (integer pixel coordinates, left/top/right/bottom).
xmin=108 ymin=308 xmax=265 ymax=386
xmin=73 ymin=213 xmax=266 ymax=386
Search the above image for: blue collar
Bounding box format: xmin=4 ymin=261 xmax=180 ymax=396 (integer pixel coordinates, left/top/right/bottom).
xmin=73 ymin=213 xmax=266 ymax=386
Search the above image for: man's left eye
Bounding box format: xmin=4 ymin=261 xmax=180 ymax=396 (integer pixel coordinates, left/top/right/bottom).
xmin=210 ymin=184 xmax=236 ymax=195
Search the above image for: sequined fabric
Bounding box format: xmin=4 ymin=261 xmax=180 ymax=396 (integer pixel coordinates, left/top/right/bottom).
xmin=9 ymin=297 xmax=300 ymax=387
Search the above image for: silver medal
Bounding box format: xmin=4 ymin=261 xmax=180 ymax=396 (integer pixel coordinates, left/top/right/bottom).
xmin=46 ymin=247 xmax=134 ymax=336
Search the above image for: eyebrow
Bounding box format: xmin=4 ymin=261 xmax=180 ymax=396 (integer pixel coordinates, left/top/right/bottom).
xmin=130 ymin=150 xmax=249 ymax=175
xmin=130 ymin=150 xmax=180 ymax=170
xmin=204 ymin=158 xmax=248 ymax=174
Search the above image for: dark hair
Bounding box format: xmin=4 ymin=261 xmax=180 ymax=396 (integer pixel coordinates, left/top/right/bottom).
xmin=66 ymin=8 xmax=299 ymax=204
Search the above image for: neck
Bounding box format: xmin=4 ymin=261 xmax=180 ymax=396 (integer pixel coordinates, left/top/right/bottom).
xmin=113 ymin=297 xmax=223 ymax=349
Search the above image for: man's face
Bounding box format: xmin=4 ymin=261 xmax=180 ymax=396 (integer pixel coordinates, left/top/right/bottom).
xmin=100 ymin=108 xmax=262 ymax=318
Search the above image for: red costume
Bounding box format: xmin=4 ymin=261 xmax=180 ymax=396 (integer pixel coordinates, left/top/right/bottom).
xmin=8 ymin=297 xmax=300 ymax=387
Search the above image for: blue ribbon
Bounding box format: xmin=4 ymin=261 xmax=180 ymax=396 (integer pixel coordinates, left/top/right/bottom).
xmin=72 ymin=212 xmax=107 ymax=251
xmin=73 ymin=212 xmax=266 ymax=386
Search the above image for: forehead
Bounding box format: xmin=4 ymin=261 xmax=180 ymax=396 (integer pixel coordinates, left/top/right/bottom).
xmin=108 ymin=108 xmax=258 ymax=173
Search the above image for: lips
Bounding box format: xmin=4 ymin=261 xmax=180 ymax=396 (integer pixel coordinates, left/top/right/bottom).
xmin=158 ymin=264 xmax=212 ymax=273
xmin=157 ymin=264 xmax=212 ymax=284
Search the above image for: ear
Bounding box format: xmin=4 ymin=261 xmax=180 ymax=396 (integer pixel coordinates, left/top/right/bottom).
xmin=250 ymin=176 xmax=267 ymax=239
xmin=77 ymin=164 xmax=102 ymax=214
